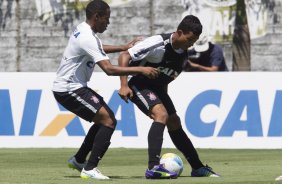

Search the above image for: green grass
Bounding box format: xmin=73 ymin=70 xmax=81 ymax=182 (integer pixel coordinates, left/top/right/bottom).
xmin=0 ymin=148 xmax=281 ymax=184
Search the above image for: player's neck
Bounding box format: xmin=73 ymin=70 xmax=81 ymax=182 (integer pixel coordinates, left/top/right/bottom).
xmin=171 ymin=33 xmax=184 ymax=53
xmin=86 ymin=19 xmax=96 ymax=33
xmin=171 ymin=32 xmax=180 ymax=50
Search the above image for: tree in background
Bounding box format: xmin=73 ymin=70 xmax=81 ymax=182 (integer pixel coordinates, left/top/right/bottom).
xmin=232 ymin=0 xmax=251 ymax=71
xmin=233 ymin=0 xmax=275 ymax=71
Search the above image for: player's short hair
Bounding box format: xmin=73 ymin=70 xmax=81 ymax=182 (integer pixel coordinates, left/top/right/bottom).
xmin=85 ymin=0 xmax=110 ymax=20
xmin=177 ymin=15 xmax=202 ymax=36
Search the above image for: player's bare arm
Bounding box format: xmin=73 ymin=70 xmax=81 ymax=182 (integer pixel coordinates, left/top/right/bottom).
xmin=97 ymin=59 xmax=159 ymax=78
xmin=188 ymin=60 xmax=219 ymax=71
xmin=118 ymin=51 xmax=133 ymax=102
xmin=102 ymin=37 xmax=143 ymax=53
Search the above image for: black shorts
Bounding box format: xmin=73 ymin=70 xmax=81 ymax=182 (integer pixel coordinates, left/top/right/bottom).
xmin=53 ymin=87 xmax=106 ymax=122
xmin=128 ymin=78 xmax=176 ymax=116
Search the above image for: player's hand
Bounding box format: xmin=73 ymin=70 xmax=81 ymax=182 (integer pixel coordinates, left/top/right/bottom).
xmin=125 ymin=37 xmax=143 ymax=50
xmin=187 ymin=60 xmax=199 ymax=68
xmin=118 ymin=86 xmax=133 ymax=103
xmin=141 ymin=67 xmax=160 ymax=79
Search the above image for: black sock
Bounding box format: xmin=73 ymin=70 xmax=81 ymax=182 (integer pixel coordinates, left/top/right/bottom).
xmin=84 ymin=125 xmax=114 ymax=170
xmin=169 ymin=128 xmax=204 ymax=169
xmin=75 ymin=124 xmax=101 ymax=163
xmin=148 ymin=122 xmax=165 ymax=170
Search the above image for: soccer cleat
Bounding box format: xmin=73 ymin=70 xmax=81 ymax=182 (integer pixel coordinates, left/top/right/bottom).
xmin=80 ymin=168 xmax=110 ymax=180
xmin=67 ymin=156 xmax=86 ymax=172
xmin=191 ymin=165 xmax=220 ymax=177
xmin=145 ymin=164 xmax=178 ymax=179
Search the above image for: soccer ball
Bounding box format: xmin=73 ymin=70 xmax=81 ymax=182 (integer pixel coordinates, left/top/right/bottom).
xmin=276 ymin=175 xmax=282 ymax=181
xmin=160 ymin=153 xmax=184 ymax=176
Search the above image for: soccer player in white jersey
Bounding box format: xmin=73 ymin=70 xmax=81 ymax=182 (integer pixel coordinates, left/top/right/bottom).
xmin=52 ymin=0 xmax=159 ymax=180
xmin=118 ymin=15 xmax=220 ymax=179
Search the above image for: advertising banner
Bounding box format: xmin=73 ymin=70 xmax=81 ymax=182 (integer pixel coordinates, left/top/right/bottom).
xmin=245 ymin=0 xmax=268 ymax=39
xmin=181 ymin=0 xmax=268 ymax=42
xmin=35 ymin=0 xmax=133 ymax=22
xmin=0 ymin=72 xmax=281 ymax=148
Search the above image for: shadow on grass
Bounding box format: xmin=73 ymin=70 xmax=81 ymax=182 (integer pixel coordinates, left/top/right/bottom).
xmin=108 ymin=175 xmax=144 ymax=179
xmin=109 ymin=175 xmax=191 ymax=179
xmin=64 ymin=176 xmax=81 ymax=178
xmin=64 ymin=175 xmax=190 ymax=179
xmin=64 ymin=175 xmax=144 ymax=179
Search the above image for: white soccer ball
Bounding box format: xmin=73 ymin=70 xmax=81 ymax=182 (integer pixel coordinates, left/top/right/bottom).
xmin=160 ymin=153 xmax=184 ymax=176
xmin=276 ymin=175 xmax=282 ymax=181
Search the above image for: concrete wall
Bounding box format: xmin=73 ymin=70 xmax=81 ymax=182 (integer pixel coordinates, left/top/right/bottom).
xmin=0 ymin=0 xmax=281 ymax=72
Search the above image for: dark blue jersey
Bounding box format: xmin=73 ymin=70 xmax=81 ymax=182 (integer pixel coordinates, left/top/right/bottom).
xmin=188 ymin=42 xmax=228 ymax=71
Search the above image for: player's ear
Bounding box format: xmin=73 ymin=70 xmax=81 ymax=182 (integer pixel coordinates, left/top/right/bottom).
xmin=176 ymin=30 xmax=183 ymax=37
xmin=92 ymin=13 xmax=99 ymax=21
xmin=89 ymin=13 xmax=98 ymax=22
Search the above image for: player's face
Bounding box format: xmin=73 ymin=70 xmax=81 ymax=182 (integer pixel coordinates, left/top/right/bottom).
xmin=94 ymin=8 xmax=110 ymax=33
xmin=178 ymin=31 xmax=199 ymax=50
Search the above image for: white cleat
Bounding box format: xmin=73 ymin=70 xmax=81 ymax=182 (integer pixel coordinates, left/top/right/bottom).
xmin=80 ymin=168 xmax=110 ymax=180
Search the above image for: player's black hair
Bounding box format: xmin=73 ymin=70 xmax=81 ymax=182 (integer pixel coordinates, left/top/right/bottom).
xmin=177 ymin=15 xmax=202 ymax=36
xmin=85 ymin=0 xmax=110 ymax=20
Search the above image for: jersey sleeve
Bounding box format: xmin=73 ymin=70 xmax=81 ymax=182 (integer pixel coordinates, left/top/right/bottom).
xmin=210 ymin=45 xmax=224 ymax=67
xmin=128 ymin=35 xmax=164 ymax=62
xmin=80 ymin=34 xmax=109 ymax=63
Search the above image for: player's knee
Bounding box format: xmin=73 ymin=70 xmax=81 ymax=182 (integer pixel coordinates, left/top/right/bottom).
xmin=167 ymin=122 xmax=181 ymax=131
xmin=167 ymin=114 xmax=181 ymax=131
xmin=152 ymin=110 xmax=169 ymax=123
xmin=104 ymin=115 xmax=117 ymax=129
xmin=93 ymin=114 xmax=117 ymax=129
xmin=111 ymin=119 xmax=117 ymax=128
xmin=169 ymin=114 xmax=181 ymax=122
xmin=150 ymin=104 xmax=169 ymax=123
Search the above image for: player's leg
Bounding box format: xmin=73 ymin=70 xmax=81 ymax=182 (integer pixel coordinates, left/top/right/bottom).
xmin=54 ymin=88 xmax=97 ymax=171
xmin=129 ymin=83 xmax=177 ymax=179
xmin=130 ymin=84 xmax=167 ymax=169
xmin=147 ymin=104 xmax=167 ymax=169
xmin=166 ymin=113 xmax=204 ymax=170
xmin=80 ymin=104 xmax=116 ymax=180
xmin=53 ymin=87 xmax=113 ymax=179
xmin=159 ymin=91 xmax=220 ymax=177
xmin=146 ymin=104 xmax=178 ymax=179
xmin=157 ymin=92 xmax=204 ymax=168
xmin=67 ymin=124 xmax=100 ymax=172
xmin=166 ymin=115 xmax=220 ymax=177
xmin=72 ymin=123 xmax=100 ymax=164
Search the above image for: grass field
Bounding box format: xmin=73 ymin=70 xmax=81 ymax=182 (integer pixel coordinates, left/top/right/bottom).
xmin=0 ymin=148 xmax=281 ymax=184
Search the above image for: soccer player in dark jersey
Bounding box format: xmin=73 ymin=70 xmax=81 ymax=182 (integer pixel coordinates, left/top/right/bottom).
xmin=118 ymin=15 xmax=220 ymax=179
xmin=52 ymin=0 xmax=159 ymax=180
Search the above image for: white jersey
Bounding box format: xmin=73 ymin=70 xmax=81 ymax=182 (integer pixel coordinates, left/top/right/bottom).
xmin=52 ymin=22 xmax=109 ymax=92
xmin=128 ymin=35 xmax=168 ymax=64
